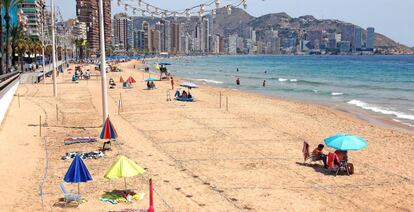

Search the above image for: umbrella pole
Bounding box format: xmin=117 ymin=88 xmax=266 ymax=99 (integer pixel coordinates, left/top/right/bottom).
xmin=124 ymin=178 xmax=127 ymax=190
xmin=78 ymin=183 xmax=80 ymax=195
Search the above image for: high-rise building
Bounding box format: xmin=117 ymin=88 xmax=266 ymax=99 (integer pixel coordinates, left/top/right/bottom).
xmin=339 ymin=41 xmax=351 ymax=53
xmin=142 ymin=21 xmax=151 ymax=51
xmin=18 ymin=0 xmax=45 ymax=39
xmin=271 ymin=37 xmax=281 ymax=54
xmin=353 ymin=27 xmax=363 ymax=51
xmin=251 ymin=30 xmax=257 ymax=43
xmin=73 ymin=21 xmax=87 ymax=40
xmin=366 ymin=27 xmax=375 ymax=50
xmin=228 ymin=34 xmax=237 ymax=54
xmin=171 ymin=22 xmax=180 ymax=54
xmin=340 ymin=24 xmax=355 ymax=50
xmin=76 ymin=0 xmax=111 ymax=53
xmin=133 ymin=30 xmax=145 ymax=50
xmin=327 ymin=33 xmax=337 ymax=51
xmin=307 ymin=30 xmax=322 ymax=49
xmin=113 ymin=13 xmax=132 ymax=51
xmin=202 ymin=18 xmax=210 ymax=53
xmin=150 ymin=29 xmax=161 ymax=53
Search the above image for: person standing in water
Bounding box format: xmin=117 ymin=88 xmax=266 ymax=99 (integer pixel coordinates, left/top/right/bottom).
xmin=237 ymin=68 xmax=239 ymax=72
xmin=263 ymin=80 xmax=266 ymax=87
xmin=236 ymin=77 xmax=240 ymax=85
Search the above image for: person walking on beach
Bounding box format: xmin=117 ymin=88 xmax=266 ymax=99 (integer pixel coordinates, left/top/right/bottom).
xmin=236 ymin=77 xmax=240 ymax=85
xmin=263 ymin=80 xmax=266 ymax=87
xmin=170 ymin=76 xmax=174 ymax=90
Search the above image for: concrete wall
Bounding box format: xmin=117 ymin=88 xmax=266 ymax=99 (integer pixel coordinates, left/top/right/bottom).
xmin=0 ymin=79 xmax=19 ymax=126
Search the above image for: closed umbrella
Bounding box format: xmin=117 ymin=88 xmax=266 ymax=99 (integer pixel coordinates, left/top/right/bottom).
xmin=64 ymin=155 xmax=93 ymax=194
xmin=324 ymin=134 xmax=368 ymax=151
xmin=104 ymin=155 xmax=145 ymax=190
xmin=100 ymin=117 xmax=118 ymax=140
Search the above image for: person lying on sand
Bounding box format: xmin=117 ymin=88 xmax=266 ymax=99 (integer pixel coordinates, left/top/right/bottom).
xmin=312 ymin=144 xmax=328 ymax=168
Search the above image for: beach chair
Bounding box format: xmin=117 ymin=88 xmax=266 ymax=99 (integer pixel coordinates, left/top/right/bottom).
xmin=59 ymin=183 xmax=81 ymax=204
xmin=327 ymin=152 xmax=352 ymax=176
xmin=102 ymin=140 xmax=111 ymax=151
xmin=302 ymin=141 xmax=323 ymax=164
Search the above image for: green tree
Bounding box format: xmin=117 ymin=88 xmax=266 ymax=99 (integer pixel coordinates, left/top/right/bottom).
xmin=3 ymin=0 xmax=22 ymax=72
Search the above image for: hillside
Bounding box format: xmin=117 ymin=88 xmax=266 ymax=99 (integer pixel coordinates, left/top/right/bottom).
xmin=215 ymin=8 xmax=413 ymax=54
xmin=131 ymin=7 xmax=413 ymax=54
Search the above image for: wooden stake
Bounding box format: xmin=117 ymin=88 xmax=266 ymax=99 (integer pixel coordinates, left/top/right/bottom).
xmin=118 ymin=100 xmax=121 ymax=115
xmin=219 ymin=92 xmax=222 ymax=108
xmin=18 ymin=94 xmax=20 ymax=108
xmin=56 ymin=104 xmax=59 ymax=121
xmin=39 ymin=115 xmax=42 ymax=136
xmin=226 ymin=97 xmax=229 ymax=112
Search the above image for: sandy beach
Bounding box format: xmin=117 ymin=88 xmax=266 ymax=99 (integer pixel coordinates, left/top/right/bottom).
xmin=0 ymin=59 xmax=413 ymax=211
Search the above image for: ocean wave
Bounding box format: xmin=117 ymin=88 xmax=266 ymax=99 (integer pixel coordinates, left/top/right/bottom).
xmin=392 ymin=119 xmax=414 ymax=127
xmin=331 ymin=92 xmax=344 ymax=96
xmin=290 ymin=79 xmax=298 ymax=82
xmin=312 ymin=89 xmax=319 ymax=93
xmin=194 ymin=79 xmax=224 ymax=84
xmin=278 ymin=78 xmax=288 ymax=82
xmin=348 ymin=100 xmax=414 ymax=121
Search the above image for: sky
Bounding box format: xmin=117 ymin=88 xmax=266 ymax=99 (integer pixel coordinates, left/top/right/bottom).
xmin=49 ymin=0 xmax=414 ymax=47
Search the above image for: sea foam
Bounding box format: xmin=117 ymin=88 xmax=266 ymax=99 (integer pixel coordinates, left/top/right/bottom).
xmin=194 ymin=79 xmax=224 ymax=84
xmin=331 ymin=92 xmax=344 ymax=96
xmin=348 ymin=100 xmax=414 ymax=121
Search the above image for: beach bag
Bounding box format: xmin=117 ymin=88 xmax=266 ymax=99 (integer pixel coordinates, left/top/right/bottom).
xmin=348 ymin=163 xmax=354 ymax=175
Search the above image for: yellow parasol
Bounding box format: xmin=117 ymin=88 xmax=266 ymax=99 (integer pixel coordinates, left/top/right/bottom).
xmin=104 ymin=155 xmax=145 ymax=189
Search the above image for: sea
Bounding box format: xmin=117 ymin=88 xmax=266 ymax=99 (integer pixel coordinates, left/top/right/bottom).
xmin=149 ymin=55 xmax=414 ymax=129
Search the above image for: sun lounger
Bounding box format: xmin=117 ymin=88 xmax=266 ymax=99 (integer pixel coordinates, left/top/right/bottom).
xmin=59 ymin=183 xmax=81 ymax=204
xmin=64 ymin=137 xmax=97 ymax=145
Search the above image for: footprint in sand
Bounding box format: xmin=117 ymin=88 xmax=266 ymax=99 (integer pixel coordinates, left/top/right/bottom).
xmin=186 ymin=195 xmax=193 ymax=198
xmin=163 ymin=180 xmax=169 ymax=183
xmin=175 ymin=187 xmax=181 ymax=191
xmin=230 ymin=198 xmax=238 ymax=202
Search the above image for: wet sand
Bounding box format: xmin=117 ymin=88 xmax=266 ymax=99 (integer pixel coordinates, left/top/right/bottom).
xmin=0 ymin=60 xmax=413 ymax=211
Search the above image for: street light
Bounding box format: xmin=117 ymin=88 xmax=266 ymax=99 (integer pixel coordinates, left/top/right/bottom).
xmin=98 ymin=0 xmax=108 ymax=123
xmin=51 ymin=0 xmax=57 ymax=96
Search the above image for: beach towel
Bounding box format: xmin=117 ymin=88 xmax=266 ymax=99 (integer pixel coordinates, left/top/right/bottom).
xmin=64 ymin=137 xmax=97 ymax=145
xmin=62 ymin=151 xmax=104 ymax=160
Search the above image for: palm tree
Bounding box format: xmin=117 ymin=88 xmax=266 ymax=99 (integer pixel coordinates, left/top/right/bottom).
xmin=0 ymin=0 xmax=4 ymax=74
xmin=4 ymin=0 xmax=22 ymax=72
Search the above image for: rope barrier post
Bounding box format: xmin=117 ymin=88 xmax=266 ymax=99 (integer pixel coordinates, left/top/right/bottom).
xmin=226 ymin=96 xmax=229 ymax=112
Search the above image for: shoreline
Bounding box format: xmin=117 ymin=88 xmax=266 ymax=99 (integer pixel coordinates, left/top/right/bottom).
xmin=148 ymin=62 xmax=414 ymax=135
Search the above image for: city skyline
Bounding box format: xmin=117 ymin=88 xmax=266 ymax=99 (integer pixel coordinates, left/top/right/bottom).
xmin=47 ymin=0 xmax=414 ymax=47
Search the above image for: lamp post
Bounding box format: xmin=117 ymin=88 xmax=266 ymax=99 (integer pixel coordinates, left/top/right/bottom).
xmin=51 ymin=0 xmax=57 ymax=96
xmin=99 ymin=0 xmax=108 ymax=123
xmin=41 ymin=5 xmax=46 ymax=84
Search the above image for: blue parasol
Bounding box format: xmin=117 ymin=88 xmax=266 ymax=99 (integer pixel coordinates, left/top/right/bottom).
xmin=64 ymin=154 xmax=93 ymax=194
xmin=159 ymin=62 xmax=172 ymax=65
xmin=324 ymin=134 xmax=368 ymax=151
xmin=146 ymin=77 xmax=157 ymax=82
